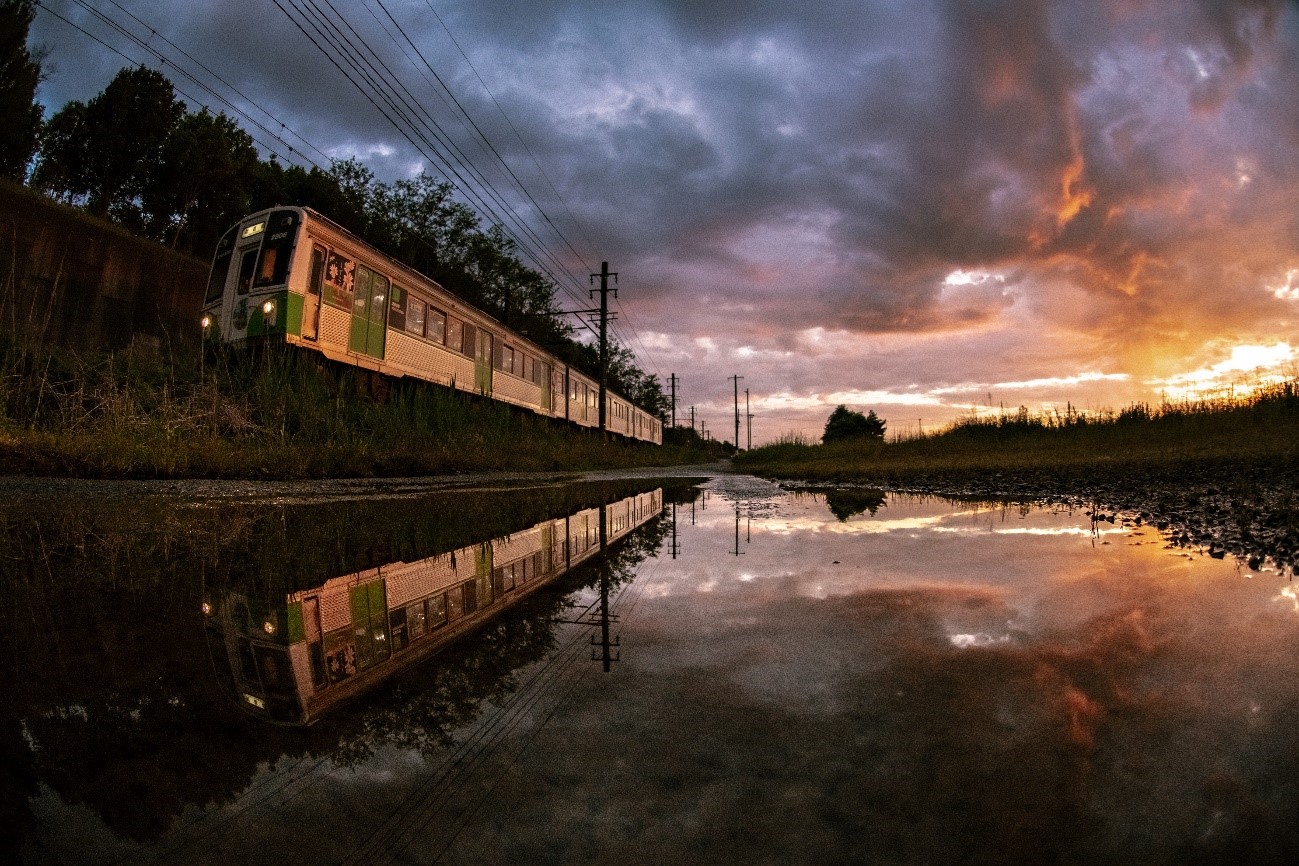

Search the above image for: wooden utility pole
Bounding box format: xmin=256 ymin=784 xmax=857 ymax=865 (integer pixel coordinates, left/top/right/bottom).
xmin=668 ymin=373 xmax=678 ymax=428
xmin=730 ymin=375 xmax=744 ymax=450
xmin=745 ymin=388 xmax=752 ymax=450
xmin=589 ymin=262 xmax=617 ymax=436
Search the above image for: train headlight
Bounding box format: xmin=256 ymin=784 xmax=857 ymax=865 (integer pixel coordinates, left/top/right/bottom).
xmin=201 ymin=601 xmax=212 ymax=616
xmin=201 ymin=315 xmax=212 ymax=330
xmin=261 ymin=299 xmax=277 ymax=328
xmin=262 ymin=300 xmax=275 ymax=315
xmin=263 ymin=620 xmax=277 ymax=635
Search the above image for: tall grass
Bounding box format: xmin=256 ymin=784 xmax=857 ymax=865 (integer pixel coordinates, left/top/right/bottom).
xmin=0 ymin=334 xmax=709 ymax=478
xmin=735 ymin=381 xmax=1299 ymax=483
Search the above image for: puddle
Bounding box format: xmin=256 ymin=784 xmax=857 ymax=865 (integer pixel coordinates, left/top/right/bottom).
xmin=11 ymin=476 xmax=1299 ymax=863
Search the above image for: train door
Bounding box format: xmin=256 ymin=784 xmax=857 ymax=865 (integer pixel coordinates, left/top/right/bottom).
xmin=303 ymin=245 xmax=325 ymax=341
xmin=301 ymin=596 xmax=327 ymax=690
xmin=348 ymin=264 xmax=388 ymax=359
xmin=348 ymin=578 xmax=390 ymax=671
xmin=539 ymin=362 xmax=553 ymax=412
xmin=475 ymin=329 xmax=493 ymax=395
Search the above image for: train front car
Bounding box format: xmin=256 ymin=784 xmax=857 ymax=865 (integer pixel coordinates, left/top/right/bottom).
xmin=202 ymin=208 xmax=304 ymax=347
xmin=201 ymin=207 xmax=664 ymax=445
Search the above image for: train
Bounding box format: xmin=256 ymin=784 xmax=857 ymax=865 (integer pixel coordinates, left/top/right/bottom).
xmin=203 ymin=489 xmax=664 ymax=724
xmin=200 ymin=206 xmax=662 ymax=444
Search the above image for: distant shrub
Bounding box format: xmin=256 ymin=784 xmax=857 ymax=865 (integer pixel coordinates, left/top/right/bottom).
xmin=822 ymin=405 xmax=886 ymax=444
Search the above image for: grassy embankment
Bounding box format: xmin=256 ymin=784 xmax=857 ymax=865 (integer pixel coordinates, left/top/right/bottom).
xmin=0 ymin=334 xmax=719 ymax=478
xmin=735 ymin=385 xmax=1299 ymax=494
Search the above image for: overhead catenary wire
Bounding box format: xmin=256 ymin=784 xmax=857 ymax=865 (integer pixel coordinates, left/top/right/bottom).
xmin=275 ymin=0 xmax=590 ymax=304
xmin=37 ymin=0 xmax=664 ymax=378
xmin=37 ymin=0 xmax=327 ymax=170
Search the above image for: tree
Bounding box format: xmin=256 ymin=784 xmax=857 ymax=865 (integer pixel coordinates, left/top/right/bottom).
xmin=0 ymin=0 xmax=43 ymax=181
xmin=822 ymin=405 xmax=886 ymax=444
xmin=141 ymin=109 xmax=260 ymax=254
xmin=32 ymin=66 xmax=184 ymax=221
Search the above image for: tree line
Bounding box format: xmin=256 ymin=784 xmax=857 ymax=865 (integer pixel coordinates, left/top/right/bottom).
xmin=0 ymin=0 xmax=667 ymax=419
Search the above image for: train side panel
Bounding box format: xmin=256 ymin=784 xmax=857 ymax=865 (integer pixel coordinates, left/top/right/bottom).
xmin=205 ymin=206 xmax=661 ymax=444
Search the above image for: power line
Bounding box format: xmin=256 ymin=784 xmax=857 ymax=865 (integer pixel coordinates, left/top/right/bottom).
xmin=37 ymin=0 xmax=664 ymax=377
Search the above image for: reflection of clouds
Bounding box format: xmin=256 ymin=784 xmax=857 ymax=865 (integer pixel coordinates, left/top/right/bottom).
xmin=444 ymin=487 xmax=1299 ymax=863
xmin=949 ymin=631 xmax=1014 ymax=648
xmin=932 ymin=525 xmax=1128 ymax=537
xmin=1272 ymin=585 xmax=1299 ymax=612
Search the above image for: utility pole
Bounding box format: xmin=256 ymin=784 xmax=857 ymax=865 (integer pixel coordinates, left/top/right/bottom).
xmin=668 ymin=373 xmax=678 ymax=428
xmin=730 ymin=375 xmax=744 ymax=450
xmin=589 ymin=262 xmax=618 ymax=437
xmin=745 ymin=388 xmax=751 ymax=450
xmin=689 ymin=405 xmax=696 ymax=437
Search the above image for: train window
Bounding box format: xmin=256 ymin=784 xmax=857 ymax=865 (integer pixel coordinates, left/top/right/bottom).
xmin=447 ymin=586 xmax=464 ymax=621
xmin=521 ymin=354 xmax=532 ymax=381
xmin=390 ymin=606 xmax=409 ymax=652
xmin=429 ymin=593 xmax=448 ymax=628
xmin=427 ymin=307 xmax=446 ymax=344
xmin=253 ymin=229 xmax=294 ymax=288
xmin=236 ymin=248 xmax=257 ymax=295
xmin=206 ymin=231 xmax=235 ymax=303
xmin=388 ymin=285 xmax=407 ymax=330
xmin=461 ymin=322 xmax=477 ymax=357
xmin=445 ymin=315 xmax=462 ymax=352
xmin=323 ymin=252 xmax=354 ymax=308
xmin=407 ymin=298 xmax=426 ymax=336
xmin=308 ymin=246 xmax=326 ymax=296
xmin=461 ymin=581 xmax=478 ymax=615
xmin=324 ymin=629 xmax=356 ymax=683
xmin=408 ymin=601 xmax=427 ymax=639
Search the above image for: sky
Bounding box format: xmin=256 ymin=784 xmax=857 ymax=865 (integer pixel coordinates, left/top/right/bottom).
xmin=27 ymin=0 xmax=1299 ymax=444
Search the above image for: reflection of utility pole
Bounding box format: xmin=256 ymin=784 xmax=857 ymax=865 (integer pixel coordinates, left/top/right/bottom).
xmin=669 ymin=502 xmax=681 ymax=558
xmin=591 ymin=504 xmax=619 ymax=672
xmin=733 ymin=504 xmax=746 ymax=557
xmin=731 ymin=375 xmax=744 ymax=450
xmin=589 ymin=262 xmax=618 ymax=437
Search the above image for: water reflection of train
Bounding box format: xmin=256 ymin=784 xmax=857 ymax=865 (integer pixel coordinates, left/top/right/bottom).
xmin=201 ymin=207 xmax=662 ymax=444
xmin=203 ymin=490 xmax=662 ymax=725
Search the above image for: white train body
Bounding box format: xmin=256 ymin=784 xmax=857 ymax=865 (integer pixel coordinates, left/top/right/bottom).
xmin=201 ymin=206 xmax=662 ymax=444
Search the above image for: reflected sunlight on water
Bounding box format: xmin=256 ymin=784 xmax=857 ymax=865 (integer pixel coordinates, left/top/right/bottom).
xmin=15 ymin=476 xmax=1299 ymax=865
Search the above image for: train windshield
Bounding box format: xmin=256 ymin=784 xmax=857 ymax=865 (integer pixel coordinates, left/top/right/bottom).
xmin=252 ymin=210 xmax=300 ymax=290
xmin=205 ymin=227 xmax=236 ymax=303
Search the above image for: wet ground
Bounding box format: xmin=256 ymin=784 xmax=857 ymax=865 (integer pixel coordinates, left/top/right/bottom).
xmin=9 ymin=471 xmax=1299 ymax=864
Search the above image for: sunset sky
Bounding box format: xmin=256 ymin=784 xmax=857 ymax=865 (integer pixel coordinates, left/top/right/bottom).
xmin=29 ymin=0 xmax=1299 ymax=444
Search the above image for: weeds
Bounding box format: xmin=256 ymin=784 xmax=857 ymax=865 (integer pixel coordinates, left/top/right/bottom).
xmin=735 ymin=381 xmax=1299 ymax=483
xmin=0 ymin=335 xmax=709 ymax=478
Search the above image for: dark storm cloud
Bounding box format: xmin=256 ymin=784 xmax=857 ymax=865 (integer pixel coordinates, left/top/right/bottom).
xmin=26 ymin=0 xmax=1299 ymax=430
